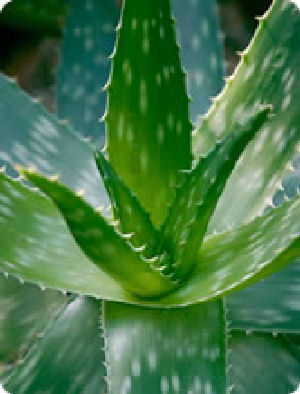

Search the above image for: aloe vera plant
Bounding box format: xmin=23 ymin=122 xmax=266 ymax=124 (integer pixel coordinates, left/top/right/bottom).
xmin=1 ymin=0 xmax=300 ymax=393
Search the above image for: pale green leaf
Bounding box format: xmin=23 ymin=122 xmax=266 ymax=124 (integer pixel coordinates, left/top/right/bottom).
xmin=0 ymin=171 xmax=131 ymax=302
xmin=192 ymin=0 xmax=300 ymax=233
xmin=159 ymin=194 xmax=300 ymax=306
xmin=0 ymin=73 xmax=108 ymax=208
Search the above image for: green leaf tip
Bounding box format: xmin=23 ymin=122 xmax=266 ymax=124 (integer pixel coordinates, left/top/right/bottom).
xmin=161 ymin=104 xmax=272 ymax=281
xmin=105 ymin=0 xmax=192 ymax=227
xmin=19 ymin=168 xmax=178 ymax=300
xmin=94 ymin=151 xmax=161 ymax=259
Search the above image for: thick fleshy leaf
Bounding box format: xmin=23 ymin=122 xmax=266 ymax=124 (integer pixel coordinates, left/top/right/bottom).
xmin=192 ymin=0 xmax=300 ymax=233
xmin=158 ymin=194 xmax=300 ymax=306
xmin=57 ymin=0 xmax=119 ymax=145
xmin=0 ymin=275 xmax=67 ymax=377
xmin=21 ymin=169 xmax=176 ymax=298
xmin=106 ymin=0 xmax=192 ymax=226
xmin=0 ymin=171 xmax=133 ymax=303
xmin=0 ymin=73 xmax=108 ymax=208
xmin=95 ymin=152 xmax=160 ymax=257
xmin=172 ymin=0 xmax=224 ymax=124
xmin=162 ymin=106 xmax=270 ymax=280
xmin=4 ymin=297 xmax=107 ymax=394
xmin=104 ymin=300 xmax=226 ymax=394
xmin=227 ymin=259 xmax=300 ymax=333
xmin=228 ymin=330 xmax=300 ymax=394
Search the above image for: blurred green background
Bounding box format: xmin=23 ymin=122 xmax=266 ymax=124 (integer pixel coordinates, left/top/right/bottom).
xmin=0 ymin=0 xmax=271 ymax=113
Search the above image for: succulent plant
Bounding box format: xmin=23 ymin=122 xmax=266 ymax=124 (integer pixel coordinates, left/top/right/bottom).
xmin=1 ymin=0 xmax=300 ymax=393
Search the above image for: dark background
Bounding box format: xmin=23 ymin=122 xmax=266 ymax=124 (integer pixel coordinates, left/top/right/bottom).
xmin=0 ymin=0 xmax=272 ymax=112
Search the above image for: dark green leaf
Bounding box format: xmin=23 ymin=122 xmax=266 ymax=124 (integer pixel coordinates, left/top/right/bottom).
xmin=162 ymin=106 xmax=270 ymax=280
xmin=104 ymin=299 xmax=226 ymax=394
xmin=227 ymin=259 xmax=300 ymax=333
xmin=172 ymin=0 xmax=224 ymax=124
xmin=106 ymin=0 xmax=192 ymax=226
xmin=57 ymin=0 xmax=119 ymax=145
xmin=4 ymin=298 xmax=107 ymax=394
xmin=22 ymin=169 xmax=176 ymax=298
xmin=228 ymin=330 xmax=300 ymax=394
xmin=0 ymin=275 xmax=67 ymax=379
xmin=95 ymin=152 xmax=160 ymax=258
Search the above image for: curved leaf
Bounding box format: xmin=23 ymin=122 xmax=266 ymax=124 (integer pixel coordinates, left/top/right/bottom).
xmin=159 ymin=194 xmax=300 ymax=306
xmin=104 ymin=300 xmax=226 ymax=394
xmin=22 ymin=169 xmax=176 ymax=298
xmin=0 ymin=171 xmax=131 ymax=303
xmin=192 ymin=0 xmax=300 ymax=233
xmin=4 ymin=298 xmax=107 ymax=394
xmin=0 ymin=73 xmax=108 ymax=208
xmin=162 ymin=106 xmax=270 ymax=280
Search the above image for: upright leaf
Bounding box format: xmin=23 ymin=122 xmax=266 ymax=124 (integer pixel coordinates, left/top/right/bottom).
xmin=192 ymin=0 xmax=300 ymax=233
xmin=57 ymin=0 xmax=119 ymax=145
xmin=162 ymin=106 xmax=270 ymax=280
xmin=0 ymin=73 xmax=108 ymax=208
xmin=104 ymin=300 xmax=226 ymax=394
xmin=4 ymin=298 xmax=107 ymax=394
xmin=95 ymin=152 xmax=160 ymax=257
xmin=106 ymin=0 xmax=192 ymax=226
xmin=172 ymin=0 xmax=224 ymax=124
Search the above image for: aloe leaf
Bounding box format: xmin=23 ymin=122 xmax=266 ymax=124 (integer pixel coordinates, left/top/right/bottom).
xmin=172 ymin=0 xmax=224 ymax=124
xmin=21 ymin=169 xmax=176 ymax=298
xmin=95 ymin=152 xmax=160 ymax=257
xmin=0 ymin=73 xmax=108 ymax=208
xmin=227 ymin=259 xmax=300 ymax=333
xmin=0 ymin=171 xmax=132 ymax=302
xmin=228 ymin=330 xmax=300 ymax=394
xmin=57 ymin=0 xmax=119 ymax=145
xmin=4 ymin=297 xmax=107 ymax=394
xmin=0 ymin=275 xmax=67 ymax=378
xmin=106 ymin=0 xmax=192 ymax=227
xmin=162 ymin=106 xmax=270 ymax=280
xmin=159 ymin=194 xmax=300 ymax=306
xmin=193 ymin=0 xmax=300 ymax=233
xmin=104 ymin=299 xmax=226 ymax=394
xmin=227 ymin=159 xmax=300 ymax=333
